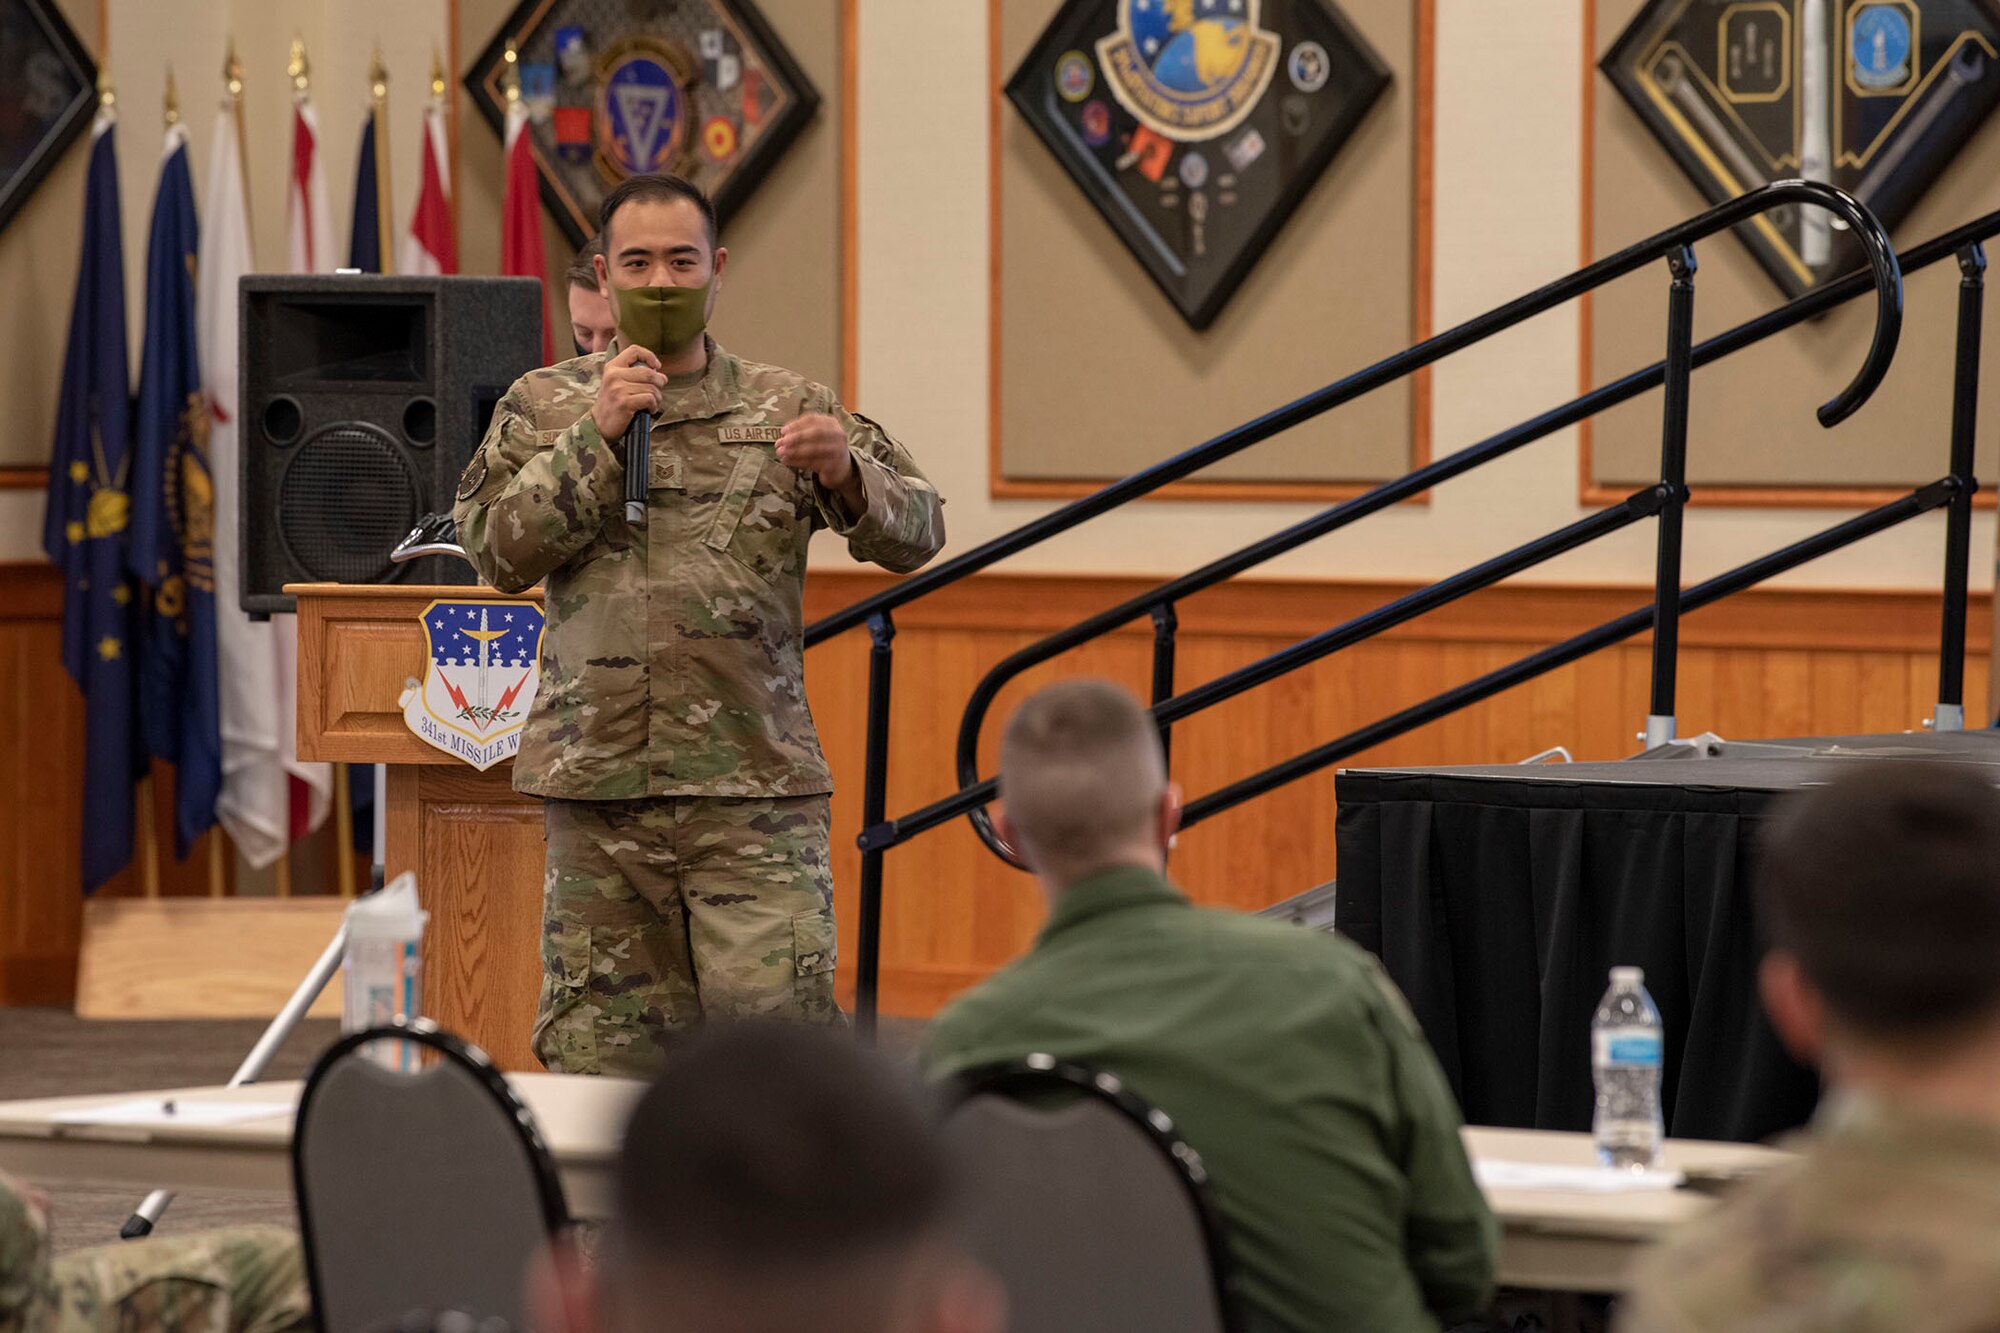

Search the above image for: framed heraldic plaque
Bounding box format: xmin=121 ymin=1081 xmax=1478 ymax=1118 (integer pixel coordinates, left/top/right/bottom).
xmin=1603 ymin=0 xmax=2000 ymax=298
xmin=466 ymin=0 xmax=820 ymax=245
xmin=0 ymin=0 xmax=95 ymax=237
xmin=1588 ymin=0 xmax=2000 ymax=501
xmin=1007 ymin=0 xmax=1391 ymax=329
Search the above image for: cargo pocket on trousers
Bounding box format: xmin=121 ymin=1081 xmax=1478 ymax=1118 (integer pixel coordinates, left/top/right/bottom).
xmin=791 ymin=907 xmax=840 ymax=1023
xmin=531 ymin=920 xmax=599 ymax=1073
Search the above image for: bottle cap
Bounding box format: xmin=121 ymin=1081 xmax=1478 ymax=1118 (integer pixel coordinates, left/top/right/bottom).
xmin=1610 ymin=965 xmax=1644 ymax=986
xmin=345 ymin=871 xmax=429 ymax=941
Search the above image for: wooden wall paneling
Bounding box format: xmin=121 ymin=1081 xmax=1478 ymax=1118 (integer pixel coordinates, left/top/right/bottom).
xmin=0 ymin=566 xmax=84 ymax=1003
xmin=804 ymin=571 xmax=1991 ymax=1016
xmin=7 ymin=560 xmax=1994 ymax=1015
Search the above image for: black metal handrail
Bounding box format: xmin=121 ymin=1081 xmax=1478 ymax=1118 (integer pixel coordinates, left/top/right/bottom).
xmin=808 ymin=181 xmax=1915 ymax=1034
xmin=939 ymin=208 xmax=2000 ymax=868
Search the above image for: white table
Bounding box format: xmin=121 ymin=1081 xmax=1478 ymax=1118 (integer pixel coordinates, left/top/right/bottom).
xmin=0 ymin=1081 xmax=1787 ymax=1292
xmin=0 ymin=1076 xmax=643 ymax=1221
xmin=1464 ymin=1126 xmax=1785 ymax=1291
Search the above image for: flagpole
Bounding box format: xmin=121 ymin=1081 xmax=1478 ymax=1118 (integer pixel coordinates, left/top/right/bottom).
xmin=137 ymin=773 xmax=160 ymax=898
xmin=225 ymin=42 xmax=249 ymax=238
xmin=370 ymin=47 xmax=393 ymax=273
xmin=334 ymin=764 xmax=356 ymax=897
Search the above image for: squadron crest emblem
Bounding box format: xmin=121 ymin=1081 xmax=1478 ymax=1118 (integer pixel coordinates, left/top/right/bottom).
xmin=401 ymin=599 xmax=546 ymax=771
xmin=1095 ymin=0 xmax=1281 ymax=142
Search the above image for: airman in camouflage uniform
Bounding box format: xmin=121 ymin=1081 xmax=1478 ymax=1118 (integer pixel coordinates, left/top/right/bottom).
xmin=0 ymin=1169 xmax=309 ymax=1333
xmin=1621 ymin=761 xmax=2000 ymax=1333
xmin=1618 ymin=1096 xmax=2000 ymax=1333
xmin=454 ymin=175 xmax=944 ymax=1076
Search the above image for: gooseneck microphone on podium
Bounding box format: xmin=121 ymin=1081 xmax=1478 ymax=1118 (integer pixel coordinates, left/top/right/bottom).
xmin=624 ymin=411 xmax=651 ymax=527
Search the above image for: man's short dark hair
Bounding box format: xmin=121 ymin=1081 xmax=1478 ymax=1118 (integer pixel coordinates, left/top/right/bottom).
xmin=609 ymin=1024 xmax=951 ymax=1329
xmin=1760 ymin=760 xmax=2000 ymax=1038
xmin=597 ymin=173 xmax=718 ymax=252
xmin=563 ymin=234 xmax=603 ymax=294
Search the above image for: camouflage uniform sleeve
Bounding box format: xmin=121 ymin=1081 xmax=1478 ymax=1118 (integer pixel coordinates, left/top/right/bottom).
xmin=806 ymin=403 xmax=946 ymax=575
xmin=0 ymin=1168 xmax=57 ymax=1327
xmin=452 ymin=377 xmax=624 ymax=594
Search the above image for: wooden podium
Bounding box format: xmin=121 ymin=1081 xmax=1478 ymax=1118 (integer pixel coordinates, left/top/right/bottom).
xmin=291 ymin=584 xmax=546 ymax=1071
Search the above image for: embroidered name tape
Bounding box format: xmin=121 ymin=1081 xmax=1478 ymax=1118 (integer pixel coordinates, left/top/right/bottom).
xmin=717 ymin=425 xmax=785 ymax=444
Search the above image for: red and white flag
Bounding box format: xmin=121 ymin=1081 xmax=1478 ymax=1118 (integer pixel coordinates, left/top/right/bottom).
xmin=280 ymin=82 xmax=335 ymax=839
xmin=287 ymin=94 xmax=336 ymax=275
xmin=501 ymin=95 xmax=553 ymax=363
xmin=400 ymin=95 xmax=456 ymax=277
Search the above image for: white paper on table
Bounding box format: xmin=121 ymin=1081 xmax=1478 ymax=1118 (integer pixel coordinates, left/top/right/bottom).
xmin=50 ymin=1099 xmax=294 ymax=1128
xmin=1475 ymin=1159 xmax=1685 ymax=1192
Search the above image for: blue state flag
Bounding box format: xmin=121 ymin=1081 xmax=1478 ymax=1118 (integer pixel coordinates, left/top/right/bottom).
xmin=42 ymin=112 xmax=142 ymax=893
xmin=349 ymin=108 xmax=382 ymax=272
xmin=129 ymin=124 xmax=221 ymax=857
xmin=346 ymin=107 xmax=385 ymax=856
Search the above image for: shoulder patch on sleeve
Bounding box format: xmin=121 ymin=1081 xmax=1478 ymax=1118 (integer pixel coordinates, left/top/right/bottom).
xmin=455 ymin=451 xmax=490 ymax=501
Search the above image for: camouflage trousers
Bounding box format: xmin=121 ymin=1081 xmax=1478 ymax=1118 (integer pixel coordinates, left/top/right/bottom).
xmin=534 ymin=793 xmax=842 ymax=1076
xmin=0 ymin=1172 xmax=308 ymax=1333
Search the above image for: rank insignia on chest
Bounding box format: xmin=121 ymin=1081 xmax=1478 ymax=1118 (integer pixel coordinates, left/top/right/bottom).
xmin=717 ymin=425 xmax=786 ymax=444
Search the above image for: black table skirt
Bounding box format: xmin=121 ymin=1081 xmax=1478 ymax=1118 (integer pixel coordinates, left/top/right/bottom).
xmin=1334 ymin=767 xmax=1819 ymax=1143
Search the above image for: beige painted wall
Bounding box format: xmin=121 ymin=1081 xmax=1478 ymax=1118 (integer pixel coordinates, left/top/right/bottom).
xmin=1589 ymin=0 xmax=2000 ymax=489
xmin=995 ymin=0 xmax=1416 ymax=484
xmin=842 ymin=0 xmax=1988 ymax=594
xmin=4 ymin=0 xmax=1990 ymax=595
xmin=0 ymin=0 xmax=453 ymax=554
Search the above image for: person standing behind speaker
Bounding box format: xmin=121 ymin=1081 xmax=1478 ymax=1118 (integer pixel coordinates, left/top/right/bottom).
xmin=564 ymin=234 xmax=617 ymax=357
xmin=453 ymin=173 xmax=946 ymax=1076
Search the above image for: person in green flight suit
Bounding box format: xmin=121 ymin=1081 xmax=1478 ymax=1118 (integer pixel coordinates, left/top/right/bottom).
xmin=454 ymin=173 xmax=946 ymax=1076
xmin=922 ymin=678 xmax=1497 ymax=1333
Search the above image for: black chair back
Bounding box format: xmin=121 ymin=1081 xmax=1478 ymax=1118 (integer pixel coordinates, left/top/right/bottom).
xmin=292 ymin=1021 xmax=569 ymax=1333
xmin=940 ymin=1055 xmax=1241 ymax=1333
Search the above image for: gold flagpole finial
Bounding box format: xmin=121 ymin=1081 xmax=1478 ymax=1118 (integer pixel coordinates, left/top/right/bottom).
xmin=96 ymin=66 xmax=115 ymax=110
xmin=430 ymin=44 xmax=447 ymax=100
xmin=224 ymin=39 xmax=244 ymax=102
xmin=289 ymin=35 xmax=310 ymax=95
xmin=164 ymin=65 xmax=180 ymax=127
xmin=369 ymin=46 xmax=388 ymax=105
xmin=502 ymin=38 xmax=521 ymax=104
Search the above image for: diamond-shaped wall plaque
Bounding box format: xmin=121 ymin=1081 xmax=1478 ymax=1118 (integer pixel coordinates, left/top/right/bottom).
xmin=0 ymin=0 xmax=96 ymax=238
xmin=1008 ymin=0 xmax=1391 ymax=330
xmin=467 ymin=0 xmax=820 ymax=246
xmin=1603 ymin=0 xmax=2000 ymax=298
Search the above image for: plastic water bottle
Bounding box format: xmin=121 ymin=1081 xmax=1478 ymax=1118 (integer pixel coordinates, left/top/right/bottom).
xmin=1592 ymin=965 xmax=1664 ymax=1170
xmin=342 ymin=872 xmax=428 ymax=1071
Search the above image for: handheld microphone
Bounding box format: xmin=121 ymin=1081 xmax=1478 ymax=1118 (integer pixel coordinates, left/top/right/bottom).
xmin=623 ymin=411 xmax=651 ymax=527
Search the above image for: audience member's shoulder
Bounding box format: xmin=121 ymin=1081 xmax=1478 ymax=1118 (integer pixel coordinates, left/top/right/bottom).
xmin=1194 ymin=899 xmax=1374 ymax=969
xmin=1619 ymin=1161 xmax=1812 ymax=1333
xmin=1195 ymin=905 xmax=1427 ymax=1022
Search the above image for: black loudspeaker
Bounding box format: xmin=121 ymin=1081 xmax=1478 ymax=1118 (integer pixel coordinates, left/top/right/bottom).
xmin=239 ymin=275 xmax=544 ymax=615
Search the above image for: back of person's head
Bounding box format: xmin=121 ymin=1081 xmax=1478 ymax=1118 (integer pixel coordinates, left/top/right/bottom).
xmin=571 ymin=1024 xmax=1001 ymax=1333
xmin=565 ymin=234 xmax=605 ymax=294
xmin=997 ymin=678 xmax=1174 ymax=886
xmin=1760 ymin=760 xmax=2000 ymax=1052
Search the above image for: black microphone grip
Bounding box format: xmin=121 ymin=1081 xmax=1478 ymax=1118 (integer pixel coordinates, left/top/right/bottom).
xmin=623 ymin=412 xmax=651 ymax=528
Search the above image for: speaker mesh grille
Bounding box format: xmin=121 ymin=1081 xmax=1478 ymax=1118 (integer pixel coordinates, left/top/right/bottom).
xmin=278 ymin=424 xmax=422 ymax=584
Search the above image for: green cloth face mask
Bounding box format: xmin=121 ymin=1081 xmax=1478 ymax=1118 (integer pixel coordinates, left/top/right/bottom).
xmin=613 ymin=281 xmax=712 ymax=359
